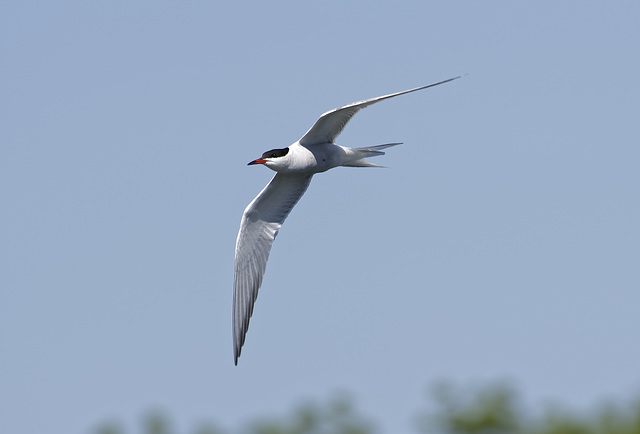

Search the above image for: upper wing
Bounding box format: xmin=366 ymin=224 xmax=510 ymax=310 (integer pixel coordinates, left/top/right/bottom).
xmin=233 ymin=172 xmax=313 ymax=364
xmin=298 ymin=76 xmax=461 ymax=147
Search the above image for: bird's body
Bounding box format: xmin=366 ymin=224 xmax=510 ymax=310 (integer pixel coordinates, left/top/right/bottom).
xmin=233 ymin=76 xmax=460 ymax=364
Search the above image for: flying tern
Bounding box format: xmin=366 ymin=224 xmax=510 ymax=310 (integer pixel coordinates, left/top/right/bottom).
xmin=233 ymin=76 xmax=460 ymax=364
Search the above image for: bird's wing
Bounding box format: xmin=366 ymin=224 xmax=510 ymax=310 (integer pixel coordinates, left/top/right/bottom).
xmin=298 ymin=76 xmax=461 ymax=147
xmin=233 ymin=172 xmax=313 ymax=364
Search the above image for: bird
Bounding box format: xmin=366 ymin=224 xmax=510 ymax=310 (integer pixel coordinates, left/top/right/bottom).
xmin=233 ymin=76 xmax=460 ymax=364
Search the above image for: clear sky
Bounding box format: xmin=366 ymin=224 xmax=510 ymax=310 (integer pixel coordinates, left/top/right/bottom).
xmin=2 ymin=1 xmax=639 ymax=433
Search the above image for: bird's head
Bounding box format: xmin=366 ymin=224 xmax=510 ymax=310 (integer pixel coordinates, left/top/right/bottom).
xmin=248 ymin=147 xmax=290 ymax=170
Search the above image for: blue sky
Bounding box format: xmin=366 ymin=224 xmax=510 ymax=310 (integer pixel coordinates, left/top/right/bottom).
xmin=2 ymin=1 xmax=639 ymax=433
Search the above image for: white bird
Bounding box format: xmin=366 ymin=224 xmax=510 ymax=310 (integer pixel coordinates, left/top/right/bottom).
xmin=233 ymin=76 xmax=460 ymax=364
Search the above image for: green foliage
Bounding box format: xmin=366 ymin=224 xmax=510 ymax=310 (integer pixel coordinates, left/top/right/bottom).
xmin=420 ymin=381 xmax=520 ymax=434
xmin=419 ymin=382 xmax=640 ymax=434
xmin=246 ymin=395 xmax=373 ymax=434
xmin=93 ymin=395 xmax=373 ymax=434
xmin=93 ymin=382 xmax=640 ymax=434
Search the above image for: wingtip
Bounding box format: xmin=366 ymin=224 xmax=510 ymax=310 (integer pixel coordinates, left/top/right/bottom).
xmin=233 ymin=339 xmax=239 ymax=365
xmin=448 ymin=74 xmax=467 ymax=82
xmin=410 ymin=75 xmax=463 ymax=94
xmin=441 ymin=75 xmax=463 ymax=84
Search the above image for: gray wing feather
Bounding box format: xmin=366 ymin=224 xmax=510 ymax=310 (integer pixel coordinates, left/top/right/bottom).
xmin=233 ymin=173 xmax=313 ymax=364
xmin=298 ymin=76 xmax=461 ymax=147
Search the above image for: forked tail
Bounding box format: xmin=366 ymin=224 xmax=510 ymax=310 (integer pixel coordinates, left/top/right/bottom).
xmin=343 ymin=142 xmax=402 ymax=167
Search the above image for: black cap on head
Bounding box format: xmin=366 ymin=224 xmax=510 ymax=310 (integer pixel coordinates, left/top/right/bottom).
xmin=261 ymin=148 xmax=289 ymax=159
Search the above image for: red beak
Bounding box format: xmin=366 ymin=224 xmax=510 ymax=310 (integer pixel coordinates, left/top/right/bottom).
xmin=248 ymin=158 xmax=267 ymax=166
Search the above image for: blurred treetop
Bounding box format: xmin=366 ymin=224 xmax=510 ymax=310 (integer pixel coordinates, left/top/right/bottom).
xmin=94 ymin=382 xmax=640 ymax=434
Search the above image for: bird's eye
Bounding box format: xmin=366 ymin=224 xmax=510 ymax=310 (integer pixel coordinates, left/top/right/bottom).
xmin=271 ymin=153 xmax=277 ymax=158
